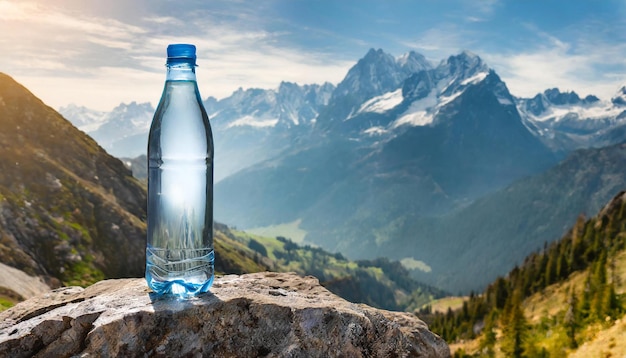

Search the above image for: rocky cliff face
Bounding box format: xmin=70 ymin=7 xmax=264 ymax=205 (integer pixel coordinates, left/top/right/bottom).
xmin=0 ymin=272 xmax=449 ymax=357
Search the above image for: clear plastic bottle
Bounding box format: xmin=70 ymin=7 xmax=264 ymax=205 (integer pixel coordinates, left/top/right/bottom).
xmin=146 ymin=44 xmax=214 ymax=298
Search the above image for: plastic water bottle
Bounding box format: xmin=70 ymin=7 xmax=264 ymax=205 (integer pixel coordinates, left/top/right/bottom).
xmin=146 ymin=44 xmax=214 ymax=298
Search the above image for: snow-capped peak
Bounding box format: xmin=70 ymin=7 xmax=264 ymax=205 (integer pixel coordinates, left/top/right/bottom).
xmin=439 ymin=51 xmax=488 ymax=81
xmin=332 ymin=48 xmax=431 ymax=104
xmin=396 ymin=51 xmax=432 ymax=73
xmin=433 ymin=51 xmax=491 ymax=98
xmin=517 ymin=88 xmax=621 ymax=125
xmin=59 ymin=103 xmax=107 ymax=132
xmin=355 ymin=53 xmax=498 ymax=131
xmin=105 ymin=101 xmax=154 ymax=132
xmin=210 ymin=81 xmax=335 ymax=130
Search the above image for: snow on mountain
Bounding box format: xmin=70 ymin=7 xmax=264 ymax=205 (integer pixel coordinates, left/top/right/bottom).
xmin=91 ymin=102 xmax=153 ymax=141
xmin=332 ymin=49 xmax=431 ymax=101
xmin=210 ymin=81 xmax=335 ymax=130
xmin=353 ymin=88 xmax=403 ymax=117
xmin=437 ymin=51 xmax=489 ymax=96
xmin=354 ymin=50 xmax=497 ymax=133
xmin=207 ymin=81 xmax=336 ymax=181
xmin=520 ymin=100 xmax=622 ymax=123
xmin=226 ymin=116 xmax=279 ymax=128
xmin=515 ymin=87 xmax=626 ymax=152
xmin=105 ymin=101 xmax=153 ymax=131
xmin=460 ymin=71 xmax=489 ymax=86
xmin=517 ymin=88 xmax=626 ymax=130
xmin=315 ymin=49 xmax=433 ymax=127
xmin=60 ymin=102 xmax=153 ymax=135
xmin=59 ymin=101 xmax=154 ymax=158
xmin=391 ymin=88 xmax=438 ymax=128
xmin=59 ymin=104 xmax=107 ymax=132
xmin=517 ymin=88 xmax=614 ymax=122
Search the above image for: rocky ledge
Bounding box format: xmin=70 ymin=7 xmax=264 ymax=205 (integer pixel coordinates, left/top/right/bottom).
xmin=0 ymin=272 xmax=449 ymax=357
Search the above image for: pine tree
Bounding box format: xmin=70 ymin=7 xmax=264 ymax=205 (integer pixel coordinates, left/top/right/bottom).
xmin=578 ymin=274 xmax=592 ymax=320
xmin=545 ymin=250 xmax=557 ymax=286
xmin=479 ymin=311 xmax=497 ymax=357
xmin=602 ymin=283 xmax=620 ymax=320
xmin=556 ymin=253 xmax=567 ymax=281
xmin=492 ymin=277 xmax=508 ymax=310
xmin=591 ymin=252 xmax=608 ymax=320
xmin=563 ymin=289 xmax=578 ymax=349
xmin=501 ymin=291 xmax=528 ymax=358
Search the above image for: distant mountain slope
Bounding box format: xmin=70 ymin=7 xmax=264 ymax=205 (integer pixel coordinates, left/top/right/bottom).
xmin=121 ymin=154 xmax=147 ymax=181
xmin=390 ymin=141 xmax=626 ymax=293
xmin=207 ymin=81 xmax=336 ymax=181
xmin=60 ymin=102 xmax=154 ymax=158
xmin=516 ymin=87 xmax=626 ymax=153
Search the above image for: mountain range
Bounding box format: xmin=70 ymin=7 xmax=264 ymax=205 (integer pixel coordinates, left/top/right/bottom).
xmin=59 ymin=102 xmax=154 ymax=159
xmin=59 ymin=48 xmax=626 ymax=293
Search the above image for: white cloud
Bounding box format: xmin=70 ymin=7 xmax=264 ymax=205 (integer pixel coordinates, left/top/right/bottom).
xmin=485 ymin=35 xmax=626 ymax=100
xmin=0 ymin=0 xmax=353 ymax=110
xmin=400 ymin=25 xmax=470 ymax=62
xmin=470 ymin=0 xmax=499 ymax=15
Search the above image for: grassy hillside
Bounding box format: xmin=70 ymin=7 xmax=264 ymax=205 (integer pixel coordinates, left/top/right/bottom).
xmin=424 ymin=191 xmax=626 ymax=357
xmin=0 ymin=73 xmax=147 ymax=288
xmin=215 ymin=223 xmax=446 ymax=311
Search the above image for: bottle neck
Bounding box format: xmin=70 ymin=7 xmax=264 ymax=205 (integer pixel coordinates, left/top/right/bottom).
xmin=166 ymin=60 xmax=197 ymax=81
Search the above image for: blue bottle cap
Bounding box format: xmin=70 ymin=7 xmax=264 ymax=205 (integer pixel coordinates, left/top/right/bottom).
xmin=167 ymin=44 xmax=196 ymax=62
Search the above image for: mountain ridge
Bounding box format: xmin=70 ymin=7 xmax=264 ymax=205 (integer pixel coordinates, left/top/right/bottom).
xmin=59 ymin=48 xmax=626 ymax=168
xmin=0 ymin=72 xmax=147 ymax=287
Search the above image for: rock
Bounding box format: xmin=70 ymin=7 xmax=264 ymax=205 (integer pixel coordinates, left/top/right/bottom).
xmin=0 ymin=262 xmax=51 ymax=300
xmin=0 ymin=272 xmax=449 ymax=357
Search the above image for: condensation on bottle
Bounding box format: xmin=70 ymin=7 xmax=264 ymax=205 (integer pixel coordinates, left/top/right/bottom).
xmin=146 ymin=44 xmax=214 ymax=298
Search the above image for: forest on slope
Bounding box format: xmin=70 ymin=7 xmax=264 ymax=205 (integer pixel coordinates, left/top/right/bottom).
xmin=425 ymin=191 xmax=626 ymax=357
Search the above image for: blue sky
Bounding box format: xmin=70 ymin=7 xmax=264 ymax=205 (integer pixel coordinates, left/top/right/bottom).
xmin=1 ymin=0 xmax=625 ymax=110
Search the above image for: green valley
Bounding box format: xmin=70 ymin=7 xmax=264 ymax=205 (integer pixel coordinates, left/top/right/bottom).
xmin=214 ymin=222 xmax=445 ymax=312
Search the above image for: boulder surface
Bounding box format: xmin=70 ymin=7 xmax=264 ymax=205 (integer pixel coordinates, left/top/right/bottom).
xmin=0 ymin=272 xmax=450 ymax=357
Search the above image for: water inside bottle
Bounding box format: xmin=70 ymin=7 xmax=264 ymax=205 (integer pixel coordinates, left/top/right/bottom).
xmin=147 ymin=80 xmax=214 ymax=298
xmin=146 ymin=246 xmax=214 ymax=298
